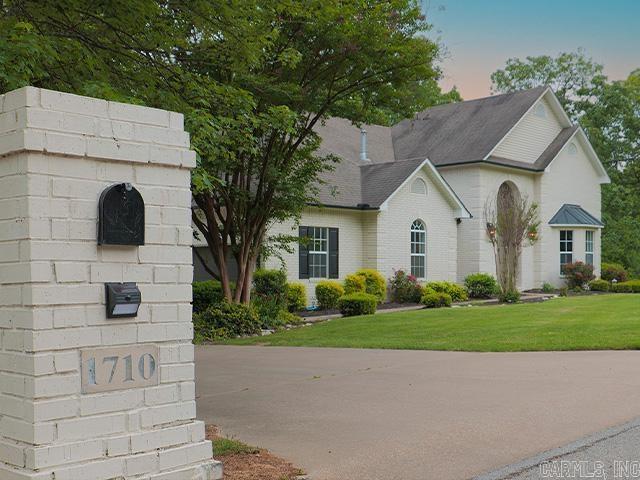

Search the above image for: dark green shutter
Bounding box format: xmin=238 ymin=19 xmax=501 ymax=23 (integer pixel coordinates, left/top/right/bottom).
xmin=299 ymin=226 xmax=309 ymax=279
xmin=328 ymin=228 xmax=339 ymax=279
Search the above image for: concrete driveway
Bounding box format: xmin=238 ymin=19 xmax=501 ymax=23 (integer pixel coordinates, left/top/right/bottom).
xmin=195 ymin=346 xmax=640 ymax=480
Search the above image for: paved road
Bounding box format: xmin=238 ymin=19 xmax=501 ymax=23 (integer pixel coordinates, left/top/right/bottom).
xmin=195 ymin=346 xmax=640 ymax=480
xmin=478 ymin=417 xmax=640 ymax=480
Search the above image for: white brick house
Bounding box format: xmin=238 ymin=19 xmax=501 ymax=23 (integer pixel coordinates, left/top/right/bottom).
xmin=194 ymin=87 xmax=610 ymax=302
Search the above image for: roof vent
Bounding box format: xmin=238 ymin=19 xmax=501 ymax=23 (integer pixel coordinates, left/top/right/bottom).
xmin=359 ymin=128 xmax=370 ymax=163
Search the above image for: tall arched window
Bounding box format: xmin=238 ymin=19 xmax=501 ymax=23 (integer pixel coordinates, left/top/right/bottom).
xmin=410 ymin=220 xmax=426 ymax=279
xmin=411 ymin=177 xmax=427 ymax=195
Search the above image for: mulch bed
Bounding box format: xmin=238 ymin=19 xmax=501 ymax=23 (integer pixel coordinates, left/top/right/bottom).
xmin=297 ymin=301 xmax=418 ymax=317
xmin=206 ymin=425 xmax=305 ymax=480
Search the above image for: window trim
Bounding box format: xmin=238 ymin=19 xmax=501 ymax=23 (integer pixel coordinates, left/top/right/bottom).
xmin=308 ymin=226 xmax=329 ymax=279
xmin=560 ymin=230 xmax=573 ymax=275
xmin=585 ymin=230 xmax=594 ymax=266
xmin=411 ymin=177 xmax=427 ymax=195
xmin=410 ymin=219 xmax=426 ymax=279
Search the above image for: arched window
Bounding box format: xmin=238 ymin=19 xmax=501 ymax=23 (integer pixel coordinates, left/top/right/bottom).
xmin=567 ymin=142 xmax=578 ymax=155
xmin=411 ymin=177 xmax=427 ymax=195
xmin=410 ymin=220 xmax=426 ymax=279
xmin=534 ymin=103 xmax=547 ymax=118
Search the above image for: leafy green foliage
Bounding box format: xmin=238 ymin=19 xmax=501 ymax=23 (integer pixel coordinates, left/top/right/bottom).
xmin=464 ymin=273 xmax=498 ymax=299
xmin=542 ymin=282 xmax=556 ymax=293
xmin=499 ymin=290 xmax=521 ymax=303
xmin=2 ymin=0 xmax=447 ymax=304
xmin=286 ymin=282 xmax=307 ymax=312
xmin=315 ymin=281 xmax=344 ymax=310
xmin=338 ymin=293 xmax=378 ymax=317
xmin=343 ymin=274 xmax=366 ymax=295
xmin=389 ymin=270 xmax=423 ymax=303
xmin=600 ymin=263 xmax=630 ymax=283
xmin=421 ymin=291 xmax=452 ymax=308
xmin=251 ymin=269 xmax=289 ymax=328
xmin=588 ymin=279 xmax=610 ymax=292
xmin=354 ymin=269 xmax=386 ymax=302
xmin=193 ymin=281 xmax=227 ymax=314
xmin=193 ymin=302 xmax=260 ymax=342
xmin=562 ymin=262 xmax=596 ymax=289
xmin=423 ymin=281 xmax=468 ymax=302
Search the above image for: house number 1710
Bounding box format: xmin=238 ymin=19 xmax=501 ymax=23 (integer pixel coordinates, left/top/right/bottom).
xmin=81 ymin=346 xmax=159 ymax=393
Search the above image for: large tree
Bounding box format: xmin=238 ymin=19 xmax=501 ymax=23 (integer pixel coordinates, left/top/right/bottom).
xmin=2 ymin=0 xmax=453 ymax=302
xmin=491 ymin=51 xmax=640 ymax=274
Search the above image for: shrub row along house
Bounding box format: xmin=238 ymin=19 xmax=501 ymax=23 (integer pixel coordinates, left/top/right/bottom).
xmin=194 ymin=87 xmax=610 ymax=303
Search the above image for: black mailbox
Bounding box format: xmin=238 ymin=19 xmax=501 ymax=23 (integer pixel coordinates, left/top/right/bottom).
xmin=98 ymin=183 xmax=145 ymax=246
xmin=106 ymin=283 xmax=142 ymax=318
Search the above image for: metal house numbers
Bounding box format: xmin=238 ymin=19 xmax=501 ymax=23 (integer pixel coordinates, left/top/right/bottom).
xmin=98 ymin=183 xmax=145 ymax=245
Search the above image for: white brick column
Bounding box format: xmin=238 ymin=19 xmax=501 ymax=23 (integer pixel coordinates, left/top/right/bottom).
xmin=0 ymin=87 xmax=222 ymax=480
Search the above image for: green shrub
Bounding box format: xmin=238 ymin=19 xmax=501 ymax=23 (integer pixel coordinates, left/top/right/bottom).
xmin=338 ymin=293 xmax=378 ymax=317
xmin=421 ymin=291 xmax=452 ymax=308
xmin=253 ymin=269 xmax=288 ymax=303
xmin=629 ymin=280 xmax=640 ymax=293
xmin=343 ymin=274 xmax=366 ymax=294
xmin=464 ymin=273 xmax=498 ymax=299
xmin=612 ymin=281 xmax=633 ymax=293
xmin=423 ymin=281 xmax=468 ymax=302
xmin=286 ymin=282 xmax=307 ymax=312
xmin=499 ymin=290 xmax=520 ymax=303
xmin=315 ymin=281 xmax=344 ymax=310
xmin=352 ymin=269 xmax=386 ymax=302
xmin=542 ymin=282 xmax=556 ymax=293
xmin=601 ymin=263 xmax=629 ymax=283
xmin=588 ymin=279 xmax=610 ymax=292
xmin=559 ymin=286 xmax=569 ymax=297
xmin=563 ymin=262 xmax=595 ymax=289
xmin=193 ymin=302 xmax=260 ymax=342
xmin=192 ymin=280 xmax=226 ymax=313
xmin=389 ymin=270 xmax=423 ymax=303
xmin=252 ymin=269 xmax=289 ymax=329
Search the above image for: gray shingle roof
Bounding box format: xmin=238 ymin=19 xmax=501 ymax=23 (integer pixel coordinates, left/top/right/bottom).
xmin=313 ymin=87 xmax=579 ymax=210
xmin=548 ymin=204 xmax=604 ymax=227
xmin=391 ymin=86 xmax=547 ymax=165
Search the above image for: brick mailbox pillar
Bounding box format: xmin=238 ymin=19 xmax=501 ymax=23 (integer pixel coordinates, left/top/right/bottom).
xmin=0 ymin=87 xmax=222 ymax=479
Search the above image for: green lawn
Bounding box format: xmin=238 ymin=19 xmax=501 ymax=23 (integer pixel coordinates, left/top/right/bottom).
xmin=223 ymin=294 xmax=640 ymax=351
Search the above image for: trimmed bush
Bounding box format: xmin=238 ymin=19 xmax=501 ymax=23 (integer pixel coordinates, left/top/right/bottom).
xmin=193 ymin=302 xmax=260 ymax=342
xmin=464 ymin=273 xmax=498 ymax=299
xmin=286 ymin=282 xmax=307 ymax=312
xmin=343 ymin=274 xmax=366 ymax=295
xmin=611 ymin=281 xmax=633 ymax=293
xmin=542 ymin=282 xmax=556 ymax=293
xmin=499 ymin=290 xmax=521 ymax=303
xmin=601 ymin=263 xmax=629 ymax=283
xmin=338 ymin=293 xmax=378 ymax=317
xmin=315 ymin=281 xmax=344 ymax=310
xmin=423 ymin=281 xmax=468 ymax=302
xmin=354 ymin=269 xmax=386 ymax=302
xmin=192 ymin=280 xmax=225 ymax=313
xmin=252 ymin=269 xmax=288 ymax=329
xmin=588 ymin=279 xmax=610 ymax=292
xmin=563 ymin=261 xmax=595 ymax=289
xmin=389 ymin=270 xmax=423 ymax=303
xmin=629 ymin=280 xmax=640 ymax=293
xmin=421 ymin=291 xmax=452 ymax=308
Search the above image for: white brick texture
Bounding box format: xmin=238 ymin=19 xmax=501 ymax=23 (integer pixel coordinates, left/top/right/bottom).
xmin=0 ymin=87 xmax=220 ymax=479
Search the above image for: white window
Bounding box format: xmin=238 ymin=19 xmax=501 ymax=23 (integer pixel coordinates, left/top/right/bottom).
xmin=411 ymin=177 xmax=427 ymax=195
xmin=585 ymin=230 xmax=594 ymax=266
xmin=410 ymin=220 xmax=426 ymax=279
xmin=534 ymin=103 xmax=547 ymax=118
xmin=560 ymin=230 xmax=573 ymax=274
xmin=308 ymin=227 xmax=328 ymax=278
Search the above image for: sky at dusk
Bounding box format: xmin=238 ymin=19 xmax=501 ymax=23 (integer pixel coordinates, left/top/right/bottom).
xmin=422 ymin=0 xmax=640 ymax=100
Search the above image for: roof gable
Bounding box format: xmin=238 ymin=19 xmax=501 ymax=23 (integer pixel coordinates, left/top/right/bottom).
xmin=391 ymin=86 xmax=547 ymax=166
